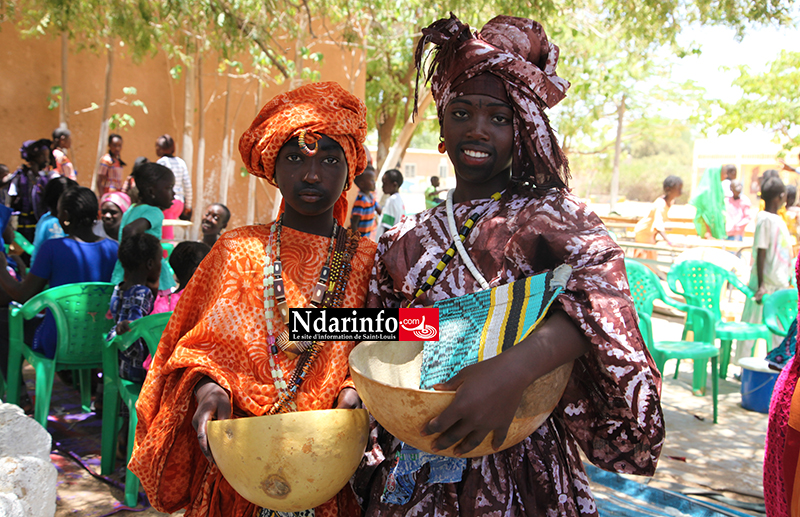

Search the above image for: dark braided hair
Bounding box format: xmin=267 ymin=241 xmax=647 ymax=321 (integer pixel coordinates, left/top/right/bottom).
xmin=132 ymin=162 xmax=173 ymax=197
xmin=44 ymin=176 xmax=78 ymax=214
xmin=169 ymin=241 xmax=211 ymax=285
xmin=118 ymin=232 xmax=162 ymax=272
xmin=59 ymin=187 xmax=98 ymax=229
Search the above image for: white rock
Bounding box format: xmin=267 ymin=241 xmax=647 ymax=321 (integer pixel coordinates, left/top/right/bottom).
xmin=0 ymin=403 xmax=57 ymax=517
xmin=0 ymin=403 xmax=51 ymax=461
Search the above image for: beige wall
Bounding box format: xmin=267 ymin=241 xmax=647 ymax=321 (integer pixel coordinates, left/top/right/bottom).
xmin=0 ymin=22 xmax=366 ymax=233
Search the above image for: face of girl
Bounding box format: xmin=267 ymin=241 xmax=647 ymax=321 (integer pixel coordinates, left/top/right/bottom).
xmin=274 ymin=135 xmax=348 ymax=218
xmin=201 ymin=205 xmax=227 ymax=236
xmin=101 ymin=201 xmax=123 ymax=236
xmin=109 ymin=137 xmax=123 ymax=157
xmin=149 ymin=174 xmax=176 ymax=210
xmin=442 ymin=94 xmax=514 ymax=187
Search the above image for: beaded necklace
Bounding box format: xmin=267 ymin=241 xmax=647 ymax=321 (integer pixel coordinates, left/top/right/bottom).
xmin=408 ymin=190 xmax=502 ymax=306
xmin=263 ymin=215 xmax=336 ymax=413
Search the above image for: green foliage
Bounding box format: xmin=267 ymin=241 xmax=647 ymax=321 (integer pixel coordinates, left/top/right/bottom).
xmin=571 ymin=126 xmax=694 ymax=201
xmin=715 ymin=50 xmax=800 ymax=153
xmin=47 ymin=85 xmax=62 ymax=110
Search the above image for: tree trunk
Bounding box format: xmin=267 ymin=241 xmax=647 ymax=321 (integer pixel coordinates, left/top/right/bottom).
xmin=219 ymin=71 xmax=233 ymax=206
xmin=375 ymin=110 xmax=398 ymax=172
xmin=60 ymin=31 xmax=69 ymax=128
xmin=92 ymin=41 xmax=114 ymax=197
xmin=179 ymin=56 xmax=196 ymax=239
xmin=290 ymin=14 xmax=306 ymax=90
xmin=192 ymin=55 xmax=205 ymax=241
xmin=609 ymin=94 xmax=626 ymax=214
xmin=247 ymin=83 xmax=261 ymax=225
xmin=379 ymin=90 xmax=433 ymax=176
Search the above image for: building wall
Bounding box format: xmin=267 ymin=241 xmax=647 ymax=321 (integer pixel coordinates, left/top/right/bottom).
xmin=0 ymin=22 xmax=366 ymax=233
xmin=692 ymin=133 xmax=799 ymax=203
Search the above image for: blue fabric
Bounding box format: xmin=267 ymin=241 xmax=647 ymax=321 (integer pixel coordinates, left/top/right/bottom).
xmin=107 ymin=283 xmax=154 ymax=383
xmin=111 ymin=204 xmax=175 ymax=290
xmin=31 ymin=212 xmax=65 ymax=265
xmin=0 ymin=204 xmax=12 ymax=251
xmin=766 ymin=317 xmax=798 ymax=370
xmin=29 ymin=237 xmax=119 ymax=359
xmin=381 ymin=444 xmax=466 ymax=505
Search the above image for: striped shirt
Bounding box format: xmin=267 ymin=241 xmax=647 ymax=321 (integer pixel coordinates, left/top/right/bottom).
xmin=157 ymin=155 xmax=193 ymax=208
xmin=352 ymin=191 xmax=378 ymax=238
xmin=97 ymin=154 xmax=124 ymax=193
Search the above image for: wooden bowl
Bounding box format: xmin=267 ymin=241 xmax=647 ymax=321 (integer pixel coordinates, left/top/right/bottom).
xmin=349 ymin=340 xmax=572 ymax=458
xmin=207 ymin=409 xmax=369 ymax=512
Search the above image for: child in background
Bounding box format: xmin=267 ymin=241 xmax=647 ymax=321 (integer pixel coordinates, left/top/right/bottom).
xmin=633 ymin=175 xmax=683 ymax=262
xmin=110 ymin=162 xmax=176 ymax=292
xmin=783 ymin=185 xmax=799 ymax=239
xmin=725 ymin=180 xmax=752 ymax=241
xmin=6 ymin=139 xmax=53 ymax=243
xmin=108 ymin=232 xmax=162 ymax=384
xmin=31 ymin=176 xmax=77 ymax=264
xmin=51 ymin=128 xmax=76 ymax=181
xmin=153 ymin=241 xmax=210 ymax=314
xmin=739 ymin=176 xmax=794 ymax=360
xmin=350 ymin=164 xmax=380 ymax=239
xmin=377 ymin=168 xmax=404 ymax=239
xmin=155 ymin=135 xmax=193 ymax=240
xmin=425 ymin=175 xmax=445 ymax=209
xmin=141 ymin=241 xmax=211 ymax=371
xmin=199 ymin=203 xmax=230 ymax=247
xmin=97 ymin=134 xmax=126 ymax=195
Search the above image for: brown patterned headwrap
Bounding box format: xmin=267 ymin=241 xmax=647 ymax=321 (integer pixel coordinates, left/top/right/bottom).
xmin=238 ymin=81 xmax=368 ymax=225
xmin=415 ymin=14 xmax=571 ymax=188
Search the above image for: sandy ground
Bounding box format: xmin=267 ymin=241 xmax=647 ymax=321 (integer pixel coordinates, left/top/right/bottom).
xmin=38 ymin=306 xmax=770 ymax=517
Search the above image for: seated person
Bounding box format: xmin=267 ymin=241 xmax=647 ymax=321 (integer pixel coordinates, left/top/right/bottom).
xmin=0 ymin=187 xmax=118 ymax=405
xmin=200 ymin=203 xmax=230 ymax=247
xmin=31 ymin=176 xmax=77 ymax=264
xmin=108 ymin=233 xmax=162 ymax=384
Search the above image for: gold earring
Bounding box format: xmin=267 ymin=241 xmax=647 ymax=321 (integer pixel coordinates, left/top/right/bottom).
xmin=63 ymin=220 xmax=70 ymax=227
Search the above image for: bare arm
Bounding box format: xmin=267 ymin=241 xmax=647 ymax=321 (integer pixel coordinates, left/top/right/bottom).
xmin=755 ymin=248 xmax=767 ymax=303
xmin=0 ymin=253 xmax=48 ymax=303
xmin=424 ymin=309 xmax=591 ymax=455
xmin=121 ymin=218 xmax=152 ymax=242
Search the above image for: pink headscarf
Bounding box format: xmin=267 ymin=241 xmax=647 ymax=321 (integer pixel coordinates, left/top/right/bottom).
xmin=100 ymin=191 xmax=131 ymax=213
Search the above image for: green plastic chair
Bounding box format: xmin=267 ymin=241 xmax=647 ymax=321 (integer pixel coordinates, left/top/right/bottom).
xmin=4 ymin=231 xmax=35 ymax=256
xmin=101 ymin=311 xmax=172 ymax=508
xmin=626 ymin=259 xmax=720 ymax=421
xmin=762 ymin=288 xmax=799 ymax=338
xmin=667 ymin=259 xmax=771 ymax=379
xmin=6 ymin=282 xmax=116 ymax=428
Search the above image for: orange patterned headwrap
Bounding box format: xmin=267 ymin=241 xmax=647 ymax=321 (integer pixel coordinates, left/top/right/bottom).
xmin=239 ymin=81 xmax=368 ymax=225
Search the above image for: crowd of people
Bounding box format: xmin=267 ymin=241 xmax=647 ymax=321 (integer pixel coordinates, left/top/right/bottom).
xmin=4 ymin=10 xmax=800 ymax=517
xmin=0 ymin=131 xmax=229 ymax=412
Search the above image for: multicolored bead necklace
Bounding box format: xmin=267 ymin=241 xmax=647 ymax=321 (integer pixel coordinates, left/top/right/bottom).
xmin=263 ymin=215 xmax=336 ymax=413
xmin=408 ymin=190 xmax=502 ymax=306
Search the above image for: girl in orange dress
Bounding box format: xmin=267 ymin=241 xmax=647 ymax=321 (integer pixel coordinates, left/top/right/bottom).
xmin=129 ymin=82 xmax=376 ymax=517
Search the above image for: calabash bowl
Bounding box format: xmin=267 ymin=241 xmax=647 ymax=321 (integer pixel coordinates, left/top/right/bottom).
xmin=207 ymin=408 xmax=369 ymax=512
xmin=349 ymin=340 xmax=572 ymax=458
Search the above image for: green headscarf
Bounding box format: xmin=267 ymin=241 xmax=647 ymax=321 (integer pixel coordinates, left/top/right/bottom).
xmin=690 ymin=166 xmax=727 ymax=240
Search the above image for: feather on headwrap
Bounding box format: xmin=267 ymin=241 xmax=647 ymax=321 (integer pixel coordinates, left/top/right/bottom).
xmin=415 ymin=14 xmax=571 ymax=189
xmin=238 ymin=81 xmax=368 ymax=225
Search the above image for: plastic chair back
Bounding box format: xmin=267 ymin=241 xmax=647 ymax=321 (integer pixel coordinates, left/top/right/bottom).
xmin=626 ymin=259 xmax=665 ymax=316
xmin=667 ymin=259 xmax=754 ymax=320
xmin=763 ymin=288 xmax=799 ymax=337
xmin=15 ymin=282 xmax=116 ymax=367
xmin=13 ymin=232 xmax=35 ymax=256
xmin=101 ymin=311 xmax=172 ymax=507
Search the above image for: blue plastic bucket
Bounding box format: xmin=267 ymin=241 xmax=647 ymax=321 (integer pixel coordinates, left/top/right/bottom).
xmin=739 ymin=357 xmax=778 ymax=413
